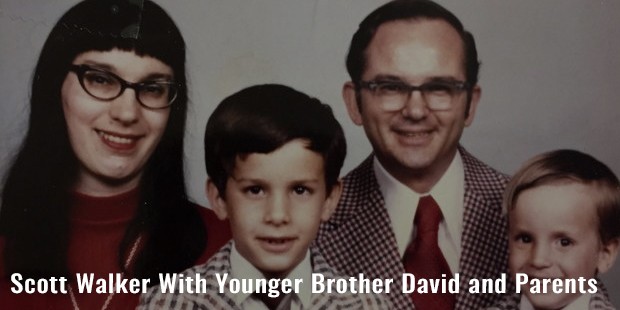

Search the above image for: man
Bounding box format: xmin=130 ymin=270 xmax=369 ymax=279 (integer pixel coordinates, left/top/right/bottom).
xmin=316 ymin=1 xmax=509 ymax=309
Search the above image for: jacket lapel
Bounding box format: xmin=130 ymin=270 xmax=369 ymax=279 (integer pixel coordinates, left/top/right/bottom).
xmin=318 ymin=156 xmax=413 ymax=309
xmin=320 ymin=156 xmax=403 ymax=276
xmin=456 ymin=147 xmax=509 ymax=309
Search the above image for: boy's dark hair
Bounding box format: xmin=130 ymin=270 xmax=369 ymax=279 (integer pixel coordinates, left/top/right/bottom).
xmin=504 ymin=149 xmax=620 ymax=244
xmin=204 ymin=84 xmax=346 ymax=195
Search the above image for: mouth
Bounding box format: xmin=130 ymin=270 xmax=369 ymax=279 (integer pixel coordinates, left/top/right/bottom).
xmin=257 ymin=237 xmax=297 ymax=253
xmin=397 ymin=131 xmax=431 ymax=137
xmin=96 ymin=130 xmax=142 ymax=150
xmin=392 ymin=128 xmax=434 ymax=144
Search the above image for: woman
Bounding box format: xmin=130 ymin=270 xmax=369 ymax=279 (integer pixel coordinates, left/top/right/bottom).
xmin=0 ymin=1 xmax=230 ymax=309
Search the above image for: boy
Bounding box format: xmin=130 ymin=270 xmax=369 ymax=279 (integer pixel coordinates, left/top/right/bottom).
xmin=140 ymin=84 xmax=389 ymax=309
xmin=490 ymin=149 xmax=620 ymax=310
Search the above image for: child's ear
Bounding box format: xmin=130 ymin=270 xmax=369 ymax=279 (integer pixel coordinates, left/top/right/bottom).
xmin=597 ymin=237 xmax=620 ymax=274
xmin=321 ymin=179 xmax=343 ymax=221
xmin=206 ymin=179 xmax=229 ymax=220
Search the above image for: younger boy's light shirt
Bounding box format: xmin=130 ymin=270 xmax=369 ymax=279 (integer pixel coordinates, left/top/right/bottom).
xmin=230 ymin=243 xmax=312 ymax=309
xmin=374 ymin=150 xmax=464 ymax=273
xmin=519 ymin=293 xmax=590 ymax=310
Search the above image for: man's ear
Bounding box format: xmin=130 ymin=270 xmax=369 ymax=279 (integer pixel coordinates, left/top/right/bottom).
xmin=597 ymin=237 xmax=620 ymax=274
xmin=464 ymin=85 xmax=481 ymax=127
xmin=343 ymin=82 xmax=364 ymax=126
xmin=206 ymin=179 xmax=229 ymax=220
xmin=321 ymin=179 xmax=343 ymax=221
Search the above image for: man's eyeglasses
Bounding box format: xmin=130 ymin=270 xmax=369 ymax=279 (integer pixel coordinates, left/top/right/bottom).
xmin=68 ymin=64 xmax=179 ymax=109
xmin=357 ymin=79 xmax=470 ymax=111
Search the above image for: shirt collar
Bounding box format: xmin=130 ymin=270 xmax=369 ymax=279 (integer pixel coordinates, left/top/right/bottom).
xmin=429 ymin=150 xmax=464 ymax=251
xmin=373 ymin=150 xmax=464 ymax=255
xmin=230 ymin=242 xmax=313 ymax=308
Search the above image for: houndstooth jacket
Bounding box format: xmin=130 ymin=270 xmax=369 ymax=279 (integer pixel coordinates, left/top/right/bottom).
xmin=486 ymin=281 xmax=616 ymax=310
xmin=139 ymin=241 xmax=391 ymax=310
xmin=317 ymin=146 xmax=510 ymax=310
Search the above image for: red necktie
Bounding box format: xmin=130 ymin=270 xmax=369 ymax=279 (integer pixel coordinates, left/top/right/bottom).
xmin=402 ymin=195 xmax=456 ymax=309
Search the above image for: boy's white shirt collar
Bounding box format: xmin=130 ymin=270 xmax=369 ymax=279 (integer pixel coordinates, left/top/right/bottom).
xmin=374 ymin=150 xmax=464 ymax=273
xmin=230 ymin=242 xmax=313 ymax=309
xmin=519 ymin=293 xmax=590 ymax=310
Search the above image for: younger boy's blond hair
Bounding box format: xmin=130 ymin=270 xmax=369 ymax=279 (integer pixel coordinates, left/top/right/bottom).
xmin=503 ymin=149 xmax=620 ymax=245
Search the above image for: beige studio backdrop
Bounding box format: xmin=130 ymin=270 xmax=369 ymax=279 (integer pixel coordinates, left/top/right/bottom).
xmin=1 ymin=0 xmax=619 ymax=303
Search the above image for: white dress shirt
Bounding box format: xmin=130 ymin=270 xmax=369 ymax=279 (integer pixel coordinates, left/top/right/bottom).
xmin=374 ymin=150 xmax=465 ymax=274
xmin=520 ymin=293 xmax=590 ymax=310
xmin=230 ymin=243 xmax=313 ymax=310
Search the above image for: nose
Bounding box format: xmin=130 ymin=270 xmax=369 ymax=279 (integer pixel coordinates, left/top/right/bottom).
xmin=401 ymin=90 xmax=429 ymax=120
xmin=109 ymin=88 xmax=140 ymax=125
xmin=264 ymin=193 xmax=290 ymax=225
xmin=529 ymin=243 xmax=552 ymax=269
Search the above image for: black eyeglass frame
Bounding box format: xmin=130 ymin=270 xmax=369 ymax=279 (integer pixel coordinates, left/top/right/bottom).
xmin=68 ymin=64 xmax=179 ymax=109
xmin=356 ymin=79 xmax=471 ymax=111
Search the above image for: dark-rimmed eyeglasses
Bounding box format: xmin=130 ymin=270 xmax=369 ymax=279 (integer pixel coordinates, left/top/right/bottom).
xmin=68 ymin=64 xmax=179 ymax=109
xmin=357 ymin=79 xmax=470 ymax=111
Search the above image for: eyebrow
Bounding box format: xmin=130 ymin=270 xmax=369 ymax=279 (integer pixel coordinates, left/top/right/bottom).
xmin=426 ymin=76 xmax=464 ymax=83
xmin=370 ymin=74 xmax=405 ymax=82
xmin=79 ymin=60 xmax=174 ymax=81
xmin=230 ymin=176 xmax=321 ymax=184
xmin=371 ymin=74 xmax=463 ymax=83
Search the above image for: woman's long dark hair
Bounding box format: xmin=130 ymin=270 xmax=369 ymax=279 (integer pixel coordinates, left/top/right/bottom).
xmin=0 ymin=0 xmax=206 ymax=284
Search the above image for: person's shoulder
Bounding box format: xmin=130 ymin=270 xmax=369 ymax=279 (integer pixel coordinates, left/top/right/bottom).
xmin=341 ymin=155 xmax=375 ymax=184
xmin=460 ymin=146 xmax=509 ymax=197
xmin=460 ymin=146 xmax=509 ymax=181
xmin=320 ymin=154 xmax=381 ymax=233
xmin=309 ymin=246 xmax=392 ymax=309
xmin=310 ymin=274 xmax=392 ymax=309
xmin=313 ymin=285 xmax=392 ymax=310
xmin=590 ymin=281 xmax=617 ymax=310
xmin=138 ymin=242 xmax=234 ymax=310
xmin=191 ymin=203 xmax=231 ymax=264
xmin=177 ymin=241 xmax=232 ymax=279
xmin=338 ymin=154 xmax=378 ymax=205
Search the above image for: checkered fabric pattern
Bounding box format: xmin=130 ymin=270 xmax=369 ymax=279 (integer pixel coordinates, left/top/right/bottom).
xmin=138 ymin=242 xmax=391 ymax=309
xmin=486 ymin=280 xmax=616 ymax=310
xmin=590 ymin=283 xmax=617 ymax=310
xmin=316 ymin=146 xmax=510 ymax=310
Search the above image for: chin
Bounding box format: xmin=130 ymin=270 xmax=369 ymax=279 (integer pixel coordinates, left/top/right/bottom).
xmin=395 ymin=153 xmax=434 ymax=171
xmin=253 ymin=256 xmax=292 ymax=270
xmin=258 ymin=265 xmax=293 ymax=278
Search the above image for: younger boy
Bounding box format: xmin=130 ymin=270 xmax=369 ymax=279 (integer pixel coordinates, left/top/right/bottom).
xmin=140 ymin=84 xmax=389 ymax=309
xmin=490 ymin=149 xmax=620 ymax=310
